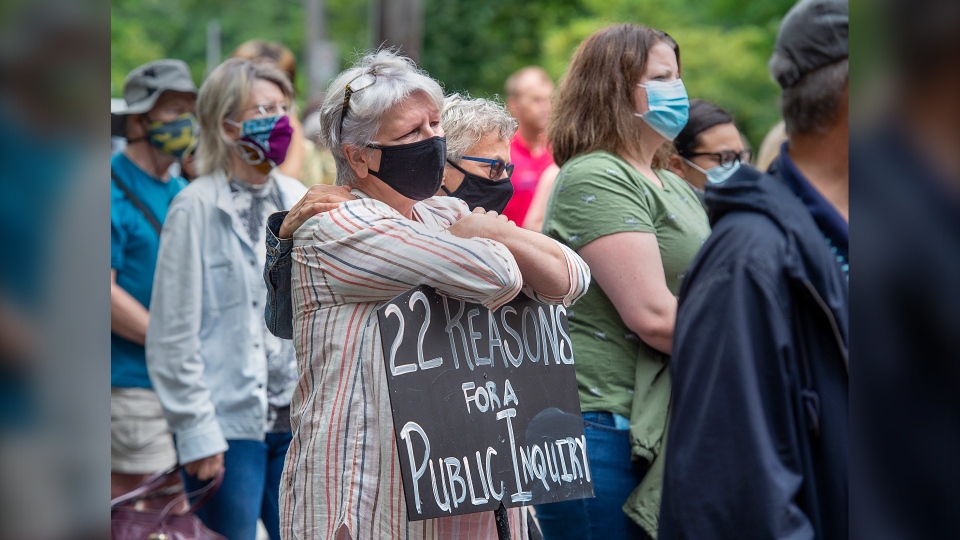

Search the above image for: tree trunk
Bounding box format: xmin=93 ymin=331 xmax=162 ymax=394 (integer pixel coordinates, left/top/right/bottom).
xmin=371 ymin=0 xmax=423 ymax=63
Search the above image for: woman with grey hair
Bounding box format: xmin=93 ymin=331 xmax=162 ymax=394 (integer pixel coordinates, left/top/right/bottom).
xmin=262 ymin=92 xmax=522 ymax=339
xmin=277 ymin=50 xmax=590 ymax=539
xmin=146 ymin=58 xmax=307 ymax=540
xmin=437 ymin=92 xmax=518 ymax=212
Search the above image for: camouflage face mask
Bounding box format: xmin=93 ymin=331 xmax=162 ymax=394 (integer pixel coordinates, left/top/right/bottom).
xmin=146 ymin=112 xmax=198 ymax=159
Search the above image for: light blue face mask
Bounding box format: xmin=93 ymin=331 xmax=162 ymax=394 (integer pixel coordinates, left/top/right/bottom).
xmin=635 ymin=79 xmax=690 ymax=140
xmin=683 ymin=157 xmax=741 ymax=185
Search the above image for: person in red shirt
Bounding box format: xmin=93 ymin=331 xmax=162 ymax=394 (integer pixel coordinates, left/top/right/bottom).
xmin=504 ymin=66 xmax=555 ymax=225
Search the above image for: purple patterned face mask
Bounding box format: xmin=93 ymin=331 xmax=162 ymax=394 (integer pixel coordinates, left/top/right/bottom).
xmin=227 ymin=114 xmax=293 ymax=169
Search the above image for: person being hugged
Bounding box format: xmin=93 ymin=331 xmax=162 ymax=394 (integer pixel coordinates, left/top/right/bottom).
xmin=280 ymin=50 xmax=590 ymax=540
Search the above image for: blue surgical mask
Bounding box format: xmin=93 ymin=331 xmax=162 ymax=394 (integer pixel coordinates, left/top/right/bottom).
xmin=635 ymin=79 xmax=689 ymax=140
xmin=683 ymin=156 xmax=741 ymax=185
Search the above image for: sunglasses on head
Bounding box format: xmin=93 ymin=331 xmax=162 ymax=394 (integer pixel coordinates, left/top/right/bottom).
xmin=338 ymin=69 xmax=377 ymax=141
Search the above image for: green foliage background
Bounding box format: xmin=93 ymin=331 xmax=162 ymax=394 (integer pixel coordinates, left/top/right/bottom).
xmin=112 ymin=0 xmax=795 ymax=147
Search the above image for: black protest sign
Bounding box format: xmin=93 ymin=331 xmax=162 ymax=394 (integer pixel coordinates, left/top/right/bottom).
xmin=378 ymin=285 xmax=594 ymax=521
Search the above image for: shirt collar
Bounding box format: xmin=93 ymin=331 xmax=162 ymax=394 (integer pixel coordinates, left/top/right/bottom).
xmin=229 ymin=175 xmax=276 ymax=195
xmin=774 ymin=141 xmax=848 ymax=263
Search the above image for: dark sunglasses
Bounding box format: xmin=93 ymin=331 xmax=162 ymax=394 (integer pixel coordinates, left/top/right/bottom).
xmin=685 ymin=149 xmax=753 ymax=169
xmin=338 ymin=69 xmax=377 ymax=141
xmin=458 ymin=156 xmax=514 ymax=180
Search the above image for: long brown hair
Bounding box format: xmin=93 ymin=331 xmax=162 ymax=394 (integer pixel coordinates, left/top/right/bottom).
xmin=549 ymin=23 xmax=680 ymax=167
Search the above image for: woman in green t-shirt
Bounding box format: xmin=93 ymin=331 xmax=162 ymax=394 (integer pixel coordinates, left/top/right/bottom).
xmin=534 ymin=23 xmax=710 ymax=540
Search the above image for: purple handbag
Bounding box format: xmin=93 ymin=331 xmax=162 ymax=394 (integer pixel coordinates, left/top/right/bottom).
xmin=110 ymin=466 xmax=226 ymax=540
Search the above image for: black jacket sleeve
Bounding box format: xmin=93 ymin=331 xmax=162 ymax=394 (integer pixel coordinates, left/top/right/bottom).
xmin=659 ymin=254 xmax=815 ymax=540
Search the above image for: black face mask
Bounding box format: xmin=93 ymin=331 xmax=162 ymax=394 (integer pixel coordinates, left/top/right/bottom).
xmin=442 ymin=159 xmax=515 ymax=213
xmin=366 ymin=136 xmax=446 ymax=201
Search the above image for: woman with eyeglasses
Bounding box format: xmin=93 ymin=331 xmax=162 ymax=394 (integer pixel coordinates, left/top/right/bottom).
xmin=277 ymin=50 xmax=589 ymax=539
xmin=667 ymin=98 xmax=751 ymax=201
xmin=435 ymin=92 xmax=518 ymax=212
xmin=145 ymin=58 xmax=307 ymax=540
xmin=259 ymin=92 xmax=523 ymax=340
xmin=533 ymin=24 xmax=710 ymax=540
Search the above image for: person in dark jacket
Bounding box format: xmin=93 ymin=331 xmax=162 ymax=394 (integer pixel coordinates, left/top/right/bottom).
xmin=658 ymin=1 xmax=849 ymax=538
xmin=852 ymin=0 xmax=960 ymax=538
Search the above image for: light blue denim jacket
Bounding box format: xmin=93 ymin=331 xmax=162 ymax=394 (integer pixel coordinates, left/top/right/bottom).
xmin=146 ymin=171 xmax=306 ymax=464
xmin=263 ymin=211 xmax=294 ymax=339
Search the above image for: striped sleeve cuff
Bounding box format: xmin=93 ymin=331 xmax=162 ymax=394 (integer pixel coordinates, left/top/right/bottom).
xmin=525 ymin=242 xmax=591 ymax=307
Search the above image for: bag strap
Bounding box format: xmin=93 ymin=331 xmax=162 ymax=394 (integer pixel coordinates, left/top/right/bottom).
xmin=110 ymin=465 xmax=180 ymax=508
xmin=112 ymin=169 xmax=163 ymax=235
xmin=111 ymin=465 xmax=224 ymax=515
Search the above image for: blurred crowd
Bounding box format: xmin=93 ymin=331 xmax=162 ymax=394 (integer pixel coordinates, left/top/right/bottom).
xmin=91 ymin=0 xmax=957 ymax=538
xmin=109 ymin=2 xmax=846 ymax=539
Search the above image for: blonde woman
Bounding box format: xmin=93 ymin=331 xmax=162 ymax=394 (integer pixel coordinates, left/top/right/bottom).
xmin=146 ymin=58 xmax=307 ymax=540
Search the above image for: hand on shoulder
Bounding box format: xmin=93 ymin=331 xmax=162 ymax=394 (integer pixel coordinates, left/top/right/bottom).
xmin=280 ymin=184 xmax=356 ymax=238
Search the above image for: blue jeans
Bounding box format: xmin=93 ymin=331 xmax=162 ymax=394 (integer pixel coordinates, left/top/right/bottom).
xmin=534 ymin=412 xmax=650 ymax=540
xmin=183 ymin=432 xmax=292 ymax=540
xmin=260 ymin=432 xmax=292 ymax=540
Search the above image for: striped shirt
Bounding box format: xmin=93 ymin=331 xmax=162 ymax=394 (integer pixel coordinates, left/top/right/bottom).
xmin=281 ymin=192 xmax=590 ymax=539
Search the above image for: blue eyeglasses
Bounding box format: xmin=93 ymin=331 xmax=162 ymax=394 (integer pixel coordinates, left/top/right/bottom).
xmin=460 ymin=156 xmax=514 ymax=180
